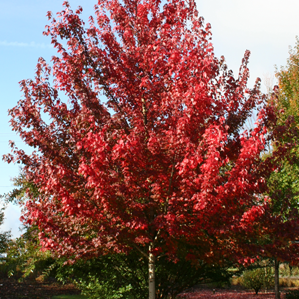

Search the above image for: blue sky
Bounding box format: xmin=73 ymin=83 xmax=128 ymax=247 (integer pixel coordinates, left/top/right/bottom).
xmin=1 ymin=0 xmax=299 ymax=238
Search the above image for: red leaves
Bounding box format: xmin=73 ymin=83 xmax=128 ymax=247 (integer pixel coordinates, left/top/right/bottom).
xmin=240 ymin=206 xmax=265 ymax=227
xmin=46 ymin=11 xmax=52 ymax=20
xmin=5 ymin=0 xmax=297 ymax=267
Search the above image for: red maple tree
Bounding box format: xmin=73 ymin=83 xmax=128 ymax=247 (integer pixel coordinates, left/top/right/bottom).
xmin=4 ymin=0 xmax=298 ymax=298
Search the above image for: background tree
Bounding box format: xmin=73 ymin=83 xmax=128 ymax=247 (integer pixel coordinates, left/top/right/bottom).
xmin=256 ymin=38 xmax=299 ymax=299
xmin=275 ymin=37 xmax=299 ymax=123
xmin=0 ymin=224 xmax=54 ymax=281
xmin=4 ymin=0 xmax=297 ymax=298
xmin=0 ymin=204 xmax=11 ymax=254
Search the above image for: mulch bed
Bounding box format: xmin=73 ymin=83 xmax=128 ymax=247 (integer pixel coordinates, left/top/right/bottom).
xmin=178 ymin=286 xmax=288 ymax=299
xmin=0 ymin=279 xmax=81 ymax=299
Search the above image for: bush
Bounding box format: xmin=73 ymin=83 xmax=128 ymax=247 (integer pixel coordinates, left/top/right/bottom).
xmin=55 ymin=253 xmax=148 ymax=299
xmin=77 ymin=275 xmax=133 ymax=299
xmin=55 ymin=250 xmax=237 ymax=299
xmin=241 ymin=267 xmax=274 ymax=294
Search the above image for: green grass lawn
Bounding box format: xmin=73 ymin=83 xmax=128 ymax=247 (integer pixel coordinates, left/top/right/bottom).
xmin=52 ymin=295 xmax=87 ymax=299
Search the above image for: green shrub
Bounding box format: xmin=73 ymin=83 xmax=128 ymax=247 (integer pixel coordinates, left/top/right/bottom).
xmin=77 ymin=275 xmax=133 ymax=299
xmin=241 ymin=267 xmax=274 ymax=294
xmin=55 ymin=250 xmax=237 ymax=299
xmin=55 ymin=253 xmax=147 ymax=299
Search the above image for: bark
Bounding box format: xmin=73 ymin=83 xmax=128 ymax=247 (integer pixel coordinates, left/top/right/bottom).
xmin=149 ymin=243 xmax=156 ymax=299
xmin=274 ymin=258 xmax=280 ymax=299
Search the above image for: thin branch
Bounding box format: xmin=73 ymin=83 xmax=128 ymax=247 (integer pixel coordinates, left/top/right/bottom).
xmin=132 ymin=243 xmax=149 ymax=259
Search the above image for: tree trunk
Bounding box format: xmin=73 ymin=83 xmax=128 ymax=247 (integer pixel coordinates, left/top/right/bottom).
xmin=274 ymin=258 xmax=280 ymax=299
xmin=149 ymin=243 xmax=156 ymax=299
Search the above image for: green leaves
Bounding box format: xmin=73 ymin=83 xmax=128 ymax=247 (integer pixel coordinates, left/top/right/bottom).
xmin=241 ymin=266 xmax=274 ymax=294
xmin=0 ymin=204 xmax=11 ymax=253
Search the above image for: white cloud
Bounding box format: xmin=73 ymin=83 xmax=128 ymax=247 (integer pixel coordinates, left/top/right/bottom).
xmin=0 ymin=40 xmax=51 ymax=48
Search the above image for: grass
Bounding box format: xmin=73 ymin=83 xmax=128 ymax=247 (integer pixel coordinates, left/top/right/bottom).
xmin=52 ymin=296 xmax=87 ymax=299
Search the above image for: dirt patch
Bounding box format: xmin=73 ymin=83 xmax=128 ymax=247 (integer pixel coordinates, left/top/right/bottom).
xmin=0 ymin=279 xmax=81 ymax=299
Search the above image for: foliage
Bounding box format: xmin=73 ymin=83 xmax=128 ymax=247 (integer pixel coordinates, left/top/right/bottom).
xmin=263 ymin=267 xmax=275 ymax=291
xmin=275 ymin=37 xmax=299 ymax=125
xmin=260 ymin=38 xmax=299 ymax=264
xmin=267 ymin=162 xmax=299 ymax=216
xmin=55 ymin=254 xmax=145 ymax=299
xmin=55 ymin=249 xmax=237 ymax=299
xmin=77 ymin=278 xmax=133 ymax=299
xmin=0 ymin=204 xmax=11 ymax=279
xmin=241 ymin=267 xmax=274 ymax=294
xmin=271 ymin=38 xmax=299 ymax=206
xmin=0 ymin=225 xmax=54 ymax=282
xmin=270 ymin=37 xmax=299 ymax=212
xmin=3 ymin=170 xmax=39 ymax=205
xmin=4 ymin=0 xmax=298 ymax=297
xmin=0 ymin=174 xmax=54 ymax=281
xmin=280 ymin=263 xmax=299 ymax=277
xmin=0 ymin=204 xmax=11 ymax=253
